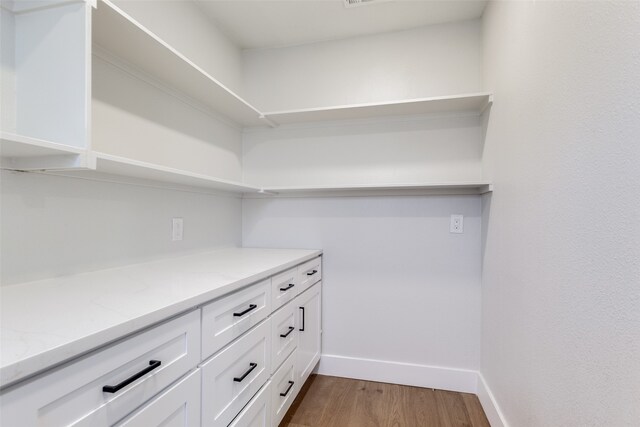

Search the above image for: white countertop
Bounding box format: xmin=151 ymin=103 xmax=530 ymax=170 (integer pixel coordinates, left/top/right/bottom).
xmin=0 ymin=247 xmax=321 ymax=388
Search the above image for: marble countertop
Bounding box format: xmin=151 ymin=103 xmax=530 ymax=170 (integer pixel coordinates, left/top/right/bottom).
xmin=0 ymin=247 xmax=321 ymax=388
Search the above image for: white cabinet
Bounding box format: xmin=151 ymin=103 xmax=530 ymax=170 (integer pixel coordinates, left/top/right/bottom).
xmin=228 ymin=382 xmax=271 ymax=427
xmin=270 ymin=299 xmax=298 ymax=374
xmin=116 ymin=370 xmax=201 ymax=427
xmin=0 ymin=310 xmax=200 ymax=427
xmin=0 ymin=254 xmax=321 ymax=427
xmin=201 ymin=320 xmax=271 ymax=427
xmin=270 ymin=350 xmax=298 ymax=427
xmin=270 ymin=267 xmax=298 ymax=312
xmin=0 ymin=0 xmax=91 ymax=170
xmin=201 ymin=279 xmax=271 ymax=360
xmin=296 ymin=283 xmax=322 ymax=385
xmin=297 ymin=258 xmax=322 ymax=295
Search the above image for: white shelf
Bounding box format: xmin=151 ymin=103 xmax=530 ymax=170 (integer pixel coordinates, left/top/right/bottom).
xmin=252 ymin=182 xmax=493 ymax=197
xmin=262 ymin=92 xmax=493 ymax=126
xmin=52 ymin=152 xmax=262 ymax=194
xmin=92 ymin=0 xmax=268 ymax=128
xmin=0 ymin=132 xmax=89 ymax=170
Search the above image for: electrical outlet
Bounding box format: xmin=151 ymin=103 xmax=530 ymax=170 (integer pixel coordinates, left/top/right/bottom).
xmin=172 ymin=218 xmax=183 ymax=241
xmin=450 ymin=214 xmax=464 ymax=234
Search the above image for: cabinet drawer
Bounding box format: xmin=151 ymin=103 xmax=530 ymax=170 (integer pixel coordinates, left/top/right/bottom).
xmin=0 ymin=310 xmax=200 ymax=427
xmin=297 ymin=257 xmax=322 ymax=294
xmin=202 ymin=279 xmax=271 ymax=359
xmin=270 ymin=300 xmax=297 ymax=374
xmin=228 ymin=381 xmax=271 ymax=427
xmin=270 ymin=267 xmax=297 ymax=312
xmin=115 ymin=369 xmax=200 ymax=427
xmin=271 ymin=350 xmax=297 ymax=427
xmin=201 ymin=320 xmax=271 ymax=427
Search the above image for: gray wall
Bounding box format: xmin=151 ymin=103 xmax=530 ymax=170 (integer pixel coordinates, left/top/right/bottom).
xmin=1 ymin=170 xmax=242 ymax=285
xmin=481 ymin=1 xmax=640 ymax=425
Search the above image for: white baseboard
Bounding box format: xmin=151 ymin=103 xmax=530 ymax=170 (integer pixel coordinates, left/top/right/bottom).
xmin=477 ymin=373 xmax=509 ymax=427
xmin=317 ymin=354 xmax=508 ymax=427
xmin=317 ymin=354 xmax=479 ymax=393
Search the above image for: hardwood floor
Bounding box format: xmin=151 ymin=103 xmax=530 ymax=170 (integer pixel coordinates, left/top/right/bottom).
xmin=280 ymin=375 xmax=490 ymax=427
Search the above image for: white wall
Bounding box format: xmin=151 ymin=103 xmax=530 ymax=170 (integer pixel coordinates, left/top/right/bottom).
xmin=242 ymin=19 xmax=482 ymax=112
xmin=0 ymin=170 xmax=242 ymax=285
xmin=242 ymin=114 xmax=483 ymax=187
xmin=92 ymin=55 xmax=243 ymax=181
xmin=481 ymin=2 xmax=640 ymax=426
xmin=111 ymin=0 xmax=243 ymax=93
xmin=240 ymin=13 xmax=486 ymax=391
xmin=243 ymin=195 xmax=482 ymax=384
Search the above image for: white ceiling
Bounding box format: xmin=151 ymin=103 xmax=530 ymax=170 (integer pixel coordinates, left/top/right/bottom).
xmin=196 ymin=0 xmax=487 ymax=50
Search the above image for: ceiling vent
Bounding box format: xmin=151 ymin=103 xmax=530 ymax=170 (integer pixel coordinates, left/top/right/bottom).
xmin=344 ymin=0 xmax=394 ymax=8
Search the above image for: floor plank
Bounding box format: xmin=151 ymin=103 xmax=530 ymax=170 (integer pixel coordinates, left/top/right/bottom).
xmin=462 ymin=393 xmax=491 ymax=427
xmin=281 ymin=375 xmax=490 ymax=427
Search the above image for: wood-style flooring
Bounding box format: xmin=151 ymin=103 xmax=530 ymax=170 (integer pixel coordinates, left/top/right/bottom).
xmin=280 ymin=375 xmax=490 ymax=427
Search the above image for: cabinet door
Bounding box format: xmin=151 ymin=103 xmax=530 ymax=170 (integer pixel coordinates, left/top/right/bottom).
xmin=296 ymin=282 xmax=322 ymax=385
xmin=116 ymin=370 xmax=200 ymax=427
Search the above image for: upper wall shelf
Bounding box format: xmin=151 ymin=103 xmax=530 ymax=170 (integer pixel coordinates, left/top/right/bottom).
xmin=92 ymin=0 xmax=268 ymax=128
xmin=0 ymin=132 xmax=91 ymax=171
xmin=262 ymin=92 xmax=493 ymax=126
xmin=51 ymin=152 xmax=262 ymax=194
xmin=250 ymin=182 xmax=493 ymax=198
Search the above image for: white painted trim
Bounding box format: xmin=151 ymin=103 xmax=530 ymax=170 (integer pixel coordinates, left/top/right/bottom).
xmin=317 ymin=354 xmax=478 ymax=394
xmin=477 ymin=373 xmax=509 ymax=427
xmin=317 ymin=355 xmax=508 ymax=426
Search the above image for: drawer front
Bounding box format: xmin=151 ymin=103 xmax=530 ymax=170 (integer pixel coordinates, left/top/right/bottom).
xmin=0 ymin=310 xmax=200 ymax=427
xmin=201 ymin=320 xmax=271 ymax=427
xmin=271 ymin=350 xmax=297 ymax=427
xmin=270 ymin=267 xmax=297 ymax=312
xmin=270 ymin=300 xmax=297 ymax=374
xmin=202 ymin=279 xmax=271 ymax=359
xmin=297 ymin=257 xmax=322 ymax=294
xmin=228 ymin=381 xmax=271 ymax=427
xmin=116 ymin=369 xmax=200 ymax=427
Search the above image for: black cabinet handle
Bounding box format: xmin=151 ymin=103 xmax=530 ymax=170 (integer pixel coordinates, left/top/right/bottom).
xmin=279 ymin=283 xmax=295 ymax=292
xmin=306 ymin=270 xmax=318 ymax=276
xmin=280 ymin=326 xmax=295 ymax=338
xmin=299 ymin=306 xmax=305 ymax=331
xmin=233 ymin=304 xmax=257 ymax=317
xmin=280 ymin=381 xmax=295 ymax=397
xmin=233 ymin=363 xmax=258 ymax=382
xmin=103 ymin=360 xmax=161 ymax=393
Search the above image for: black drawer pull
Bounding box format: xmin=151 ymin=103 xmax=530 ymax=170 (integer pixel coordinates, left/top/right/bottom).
xmin=102 ymin=360 xmax=161 ymax=393
xmin=280 ymin=381 xmax=295 ymax=397
xmin=280 ymin=326 xmax=295 ymax=338
xmin=306 ymin=270 xmax=318 ymax=276
xmin=299 ymin=306 xmax=305 ymax=331
xmin=233 ymin=304 xmax=257 ymax=317
xmin=234 ymin=363 xmax=258 ymax=382
xmin=280 ymin=283 xmax=295 ymax=292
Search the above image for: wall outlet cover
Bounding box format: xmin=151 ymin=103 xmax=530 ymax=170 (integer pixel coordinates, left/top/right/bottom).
xmin=450 ymin=214 xmax=464 ymax=234
xmin=172 ymin=217 xmax=184 ymax=241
